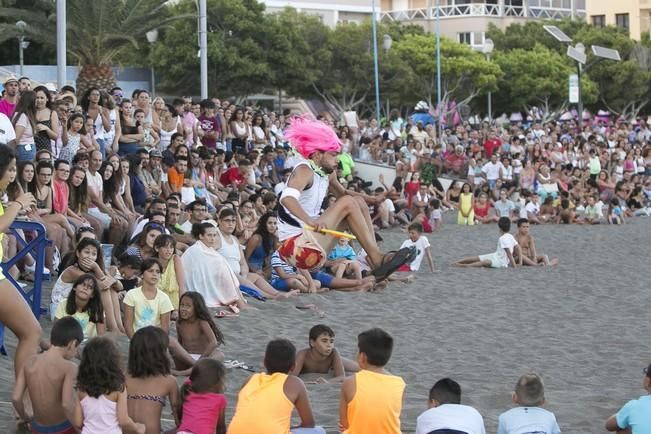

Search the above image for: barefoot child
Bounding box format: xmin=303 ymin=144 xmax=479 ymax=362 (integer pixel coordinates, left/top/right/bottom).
xmin=177 ymin=359 xmax=227 ymax=434
xmin=327 ymin=237 xmax=362 ymax=279
xmin=175 ymin=292 xmax=226 ymax=371
xmin=12 ymin=317 xmax=83 ymax=434
xmin=126 ymin=326 xmax=179 ymax=434
xmin=54 ymin=274 xmax=105 ymax=341
xmin=514 ymin=218 xmax=559 ymax=267
xmin=498 ymin=373 xmax=560 ymax=434
xmin=339 ymin=328 xmax=406 ymax=433
xmin=291 ymin=324 xmax=359 ymax=383
xmin=228 ymin=339 xmax=325 ymax=433
xmin=72 ymin=337 xmax=146 ymax=434
xmin=453 ymin=217 xmax=520 ymax=268
xmin=398 ymin=222 xmax=435 ymax=272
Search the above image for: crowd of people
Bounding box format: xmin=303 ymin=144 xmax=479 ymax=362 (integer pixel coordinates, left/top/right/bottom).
xmin=0 ymin=72 xmax=650 ymax=434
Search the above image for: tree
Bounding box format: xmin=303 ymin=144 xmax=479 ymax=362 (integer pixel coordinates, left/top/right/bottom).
xmin=492 ymin=44 xmax=598 ymax=121
xmin=147 ymin=0 xmax=273 ymax=97
xmin=0 ymin=0 xmax=56 ymax=67
xmin=393 ymin=34 xmax=501 ymax=120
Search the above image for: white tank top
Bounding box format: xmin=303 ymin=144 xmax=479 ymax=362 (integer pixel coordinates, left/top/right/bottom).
xmin=217 ymin=228 xmax=242 ymax=274
xmin=278 ymin=162 xmax=329 ymax=241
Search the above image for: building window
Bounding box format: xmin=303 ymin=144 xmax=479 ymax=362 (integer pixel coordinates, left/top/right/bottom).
xmin=458 ymin=32 xmax=471 ymax=45
xmin=615 ymin=13 xmax=630 ymax=31
xmin=591 ymin=15 xmax=605 ymax=27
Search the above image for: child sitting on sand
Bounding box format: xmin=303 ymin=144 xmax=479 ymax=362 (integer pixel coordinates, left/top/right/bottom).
xmin=291 ymin=324 xmax=359 ymax=384
xmin=228 ymin=339 xmax=325 ymax=434
xmin=608 ymin=198 xmax=625 ymax=224
xmin=453 ymin=217 xmax=520 ymax=268
xmin=514 ymin=219 xmax=559 ymax=266
xmin=583 ymin=195 xmax=602 ymax=224
xmin=12 ymin=317 xmax=83 ymax=434
xmin=498 ymin=373 xmax=561 ymax=434
xmin=327 ymin=237 xmax=362 ymax=279
xmin=339 ymin=328 xmax=406 ymax=434
xmin=605 ymin=362 xmax=651 ymax=433
xmin=177 ymin=359 xmax=227 ymax=434
xmin=415 ymin=378 xmax=486 ymax=434
xmin=175 ymin=292 xmax=225 ymax=371
xmin=398 ymin=222 xmax=435 ymax=272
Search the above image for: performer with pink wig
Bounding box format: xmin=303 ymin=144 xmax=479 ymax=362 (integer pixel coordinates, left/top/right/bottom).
xmin=277 ymin=116 xmax=416 ymax=283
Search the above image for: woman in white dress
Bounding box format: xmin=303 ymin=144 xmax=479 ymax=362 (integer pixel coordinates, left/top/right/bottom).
xmin=181 ymin=222 xmax=247 ymax=313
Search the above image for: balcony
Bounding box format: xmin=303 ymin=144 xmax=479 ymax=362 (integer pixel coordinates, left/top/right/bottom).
xmin=379 ymin=2 xmax=585 ymax=22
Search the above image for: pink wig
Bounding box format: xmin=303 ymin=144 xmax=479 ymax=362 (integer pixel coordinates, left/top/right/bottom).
xmin=284 ymin=116 xmax=342 ymax=159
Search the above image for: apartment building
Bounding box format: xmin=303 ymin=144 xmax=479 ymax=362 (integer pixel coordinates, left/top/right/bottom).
xmin=259 ymin=0 xmax=372 ymax=27
xmin=379 ymin=0 xmax=585 ymax=49
xmin=586 ymin=0 xmax=650 ymax=40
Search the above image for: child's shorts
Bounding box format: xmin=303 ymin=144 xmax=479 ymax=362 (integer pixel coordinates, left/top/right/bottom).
xmin=271 ymin=278 xmax=291 ymax=292
xmin=310 ymin=271 xmax=333 ymax=288
xmin=478 ymin=253 xmax=507 ymax=268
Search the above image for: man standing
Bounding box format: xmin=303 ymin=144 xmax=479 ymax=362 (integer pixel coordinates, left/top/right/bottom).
xmin=0 ymin=75 xmax=20 ymax=118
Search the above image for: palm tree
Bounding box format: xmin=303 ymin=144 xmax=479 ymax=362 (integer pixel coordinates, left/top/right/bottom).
xmin=0 ymin=0 xmax=192 ymax=95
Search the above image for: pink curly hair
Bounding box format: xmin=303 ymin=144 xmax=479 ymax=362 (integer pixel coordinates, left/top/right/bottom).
xmin=284 ymin=115 xmax=342 ymax=159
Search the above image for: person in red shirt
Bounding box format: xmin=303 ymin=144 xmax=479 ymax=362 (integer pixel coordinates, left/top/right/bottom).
xmin=219 ymin=159 xmax=252 ymax=191
xmin=483 ymin=132 xmax=501 ymax=157
xmin=444 ymin=145 xmax=468 ymax=177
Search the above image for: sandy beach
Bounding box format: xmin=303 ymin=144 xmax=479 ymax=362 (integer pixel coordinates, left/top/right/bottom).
xmin=1 ymin=216 xmax=650 ymax=433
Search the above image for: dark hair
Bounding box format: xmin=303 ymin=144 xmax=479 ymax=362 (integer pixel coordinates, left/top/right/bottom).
xmin=74 ymin=238 xmax=105 ymax=273
xmin=407 ymin=222 xmax=423 ymax=233
xmin=218 ymin=207 xmax=236 ymax=220
xmin=140 ymin=257 xmax=162 ymax=274
xmin=358 ymin=328 xmax=393 ymax=367
xmin=264 ymin=339 xmax=296 ymax=374
xmin=68 ymin=166 xmax=89 ymax=213
xmin=199 ymin=99 xmax=216 ymax=110
xmin=98 ymin=161 xmax=119 ymax=203
xmin=118 ymin=253 xmax=142 ymax=270
xmin=128 ymin=326 xmax=171 ymax=378
xmin=178 ymin=292 xmax=224 ymax=346
xmin=65 ymin=274 xmax=103 ymax=324
xmin=429 ymin=378 xmax=462 ymax=405
xmin=253 ymin=212 xmax=277 ymax=256
xmin=77 ymin=337 xmax=125 ymax=398
xmin=67 ymin=113 xmax=87 ymax=135
xmin=126 ymin=153 xmax=142 ymax=177
xmin=515 ymin=373 xmax=545 ymax=406
xmin=154 ymin=234 xmax=176 ymax=252
xmin=498 ymin=216 xmax=511 ymax=233
xmin=50 ymin=316 xmax=83 ymax=347
xmin=137 ymin=223 xmax=165 ymax=249
xmin=61 ymin=85 xmax=76 ymax=94
xmin=175 ymin=155 xmax=188 ymax=164
xmin=178 ymin=359 xmax=225 ymax=421
xmin=0 ymin=144 xmax=15 ymax=187
xmin=192 ymin=222 xmax=214 ymax=239
xmin=517 ymin=218 xmax=528 ymax=227
xmin=309 ymin=324 xmax=334 ymax=342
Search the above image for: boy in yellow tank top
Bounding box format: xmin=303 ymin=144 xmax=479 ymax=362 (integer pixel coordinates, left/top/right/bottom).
xmin=227 ymin=339 xmax=325 ymax=434
xmin=339 ymin=328 xmax=405 ymax=434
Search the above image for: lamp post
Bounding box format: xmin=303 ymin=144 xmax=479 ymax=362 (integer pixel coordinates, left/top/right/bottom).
xmin=435 ymin=0 xmax=442 ymax=138
xmin=197 ymin=0 xmax=208 ymax=99
xmin=371 ymin=0 xmax=381 ymax=122
xmin=574 ymin=42 xmax=585 ymax=128
xmin=16 ymin=21 xmax=29 ymax=77
xmin=383 ymin=34 xmax=392 ymax=116
xmin=482 ymin=38 xmax=494 ymax=122
xmin=56 ymin=0 xmax=66 ymax=90
xmin=146 ymin=29 xmax=158 ymax=97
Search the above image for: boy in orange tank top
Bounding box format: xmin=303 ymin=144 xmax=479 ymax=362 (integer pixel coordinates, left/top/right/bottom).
xmin=339 ymin=328 xmax=406 ymax=434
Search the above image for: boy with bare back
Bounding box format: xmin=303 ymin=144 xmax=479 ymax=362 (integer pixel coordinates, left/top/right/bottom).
xmin=515 ymin=218 xmax=559 ymax=266
xmin=12 ymin=317 xmax=83 ymax=434
xmin=292 ymin=324 xmax=359 ymax=383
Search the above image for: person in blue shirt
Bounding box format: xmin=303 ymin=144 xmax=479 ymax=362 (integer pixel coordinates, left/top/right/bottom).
xmin=606 ymin=363 xmax=651 ymax=434
xmin=326 ymin=237 xmax=361 ymax=279
xmin=497 ymin=373 xmax=561 ymax=434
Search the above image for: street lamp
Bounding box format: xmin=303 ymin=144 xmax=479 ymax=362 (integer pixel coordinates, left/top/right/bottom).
xmin=16 ymin=20 xmax=30 ymax=77
xmin=371 ymin=0 xmax=381 ymax=123
xmin=383 ymin=34 xmax=392 ymax=53
xmin=146 ymin=29 xmax=159 ymax=97
xmin=482 ymin=38 xmax=494 ymax=122
xmin=543 ymin=25 xmax=620 ymax=128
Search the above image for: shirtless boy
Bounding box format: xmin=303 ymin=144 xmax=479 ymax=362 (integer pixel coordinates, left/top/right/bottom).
xmin=12 ymin=317 xmax=83 ymax=434
xmin=292 ymin=324 xmax=359 ymax=383
xmin=514 ymin=218 xmax=559 ymax=266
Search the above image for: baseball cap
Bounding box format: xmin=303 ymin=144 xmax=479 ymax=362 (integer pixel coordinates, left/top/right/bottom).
xmin=149 ymin=149 xmax=162 ymax=158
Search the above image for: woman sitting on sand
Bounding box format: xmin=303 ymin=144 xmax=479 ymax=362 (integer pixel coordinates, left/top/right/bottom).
xmin=181 ymin=222 xmax=248 ymax=314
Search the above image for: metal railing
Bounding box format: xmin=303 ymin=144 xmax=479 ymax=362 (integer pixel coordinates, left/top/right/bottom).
xmin=379 ymin=2 xmax=584 ymax=22
xmin=0 ymin=221 xmax=51 ymax=355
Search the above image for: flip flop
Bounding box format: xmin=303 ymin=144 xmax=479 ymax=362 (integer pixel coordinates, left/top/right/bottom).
xmin=215 ymin=311 xmax=239 ymax=319
xmin=371 ymin=246 xmax=418 ymax=282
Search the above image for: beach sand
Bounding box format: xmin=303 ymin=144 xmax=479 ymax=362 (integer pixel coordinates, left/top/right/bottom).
xmin=1 ymin=216 xmax=650 ymax=433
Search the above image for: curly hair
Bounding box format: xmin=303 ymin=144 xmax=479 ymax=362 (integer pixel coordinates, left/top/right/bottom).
xmin=77 ymin=337 xmax=125 ymax=398
xmin=128 ymin=326 xmax=171 ymax=378
xmin=178 ymin=292 xmax=224 ymax=346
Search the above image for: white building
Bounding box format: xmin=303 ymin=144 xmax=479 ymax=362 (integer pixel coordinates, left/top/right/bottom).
xmin=259 ymin=0 xmax=373 ymax=27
